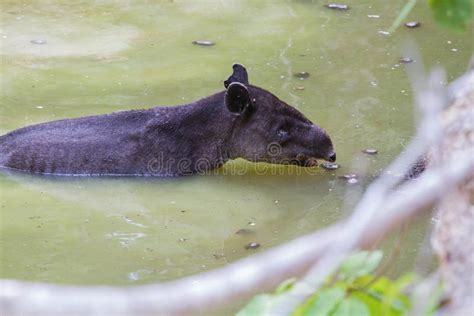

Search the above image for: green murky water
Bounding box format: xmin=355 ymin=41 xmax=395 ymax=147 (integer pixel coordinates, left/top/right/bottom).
xmin=0 ymin=0 xmax=472 ymax=293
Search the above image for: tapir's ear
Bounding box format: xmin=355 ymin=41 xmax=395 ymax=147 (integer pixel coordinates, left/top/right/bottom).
xmin=224 ymin=63 xmax=249 ymax=88
xmin=225 ymin=82 xmax=250 ymax=115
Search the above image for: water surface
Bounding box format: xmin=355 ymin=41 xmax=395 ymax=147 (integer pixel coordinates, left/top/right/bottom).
xmin=1 ymin=0 xmax=472 ymax=289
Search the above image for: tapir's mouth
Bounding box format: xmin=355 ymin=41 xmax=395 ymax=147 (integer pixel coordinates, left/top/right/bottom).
xmin=289 ymin=154 xmax=319 ymax=167
xmin=267 ymin=153 xmax=336 ymax=167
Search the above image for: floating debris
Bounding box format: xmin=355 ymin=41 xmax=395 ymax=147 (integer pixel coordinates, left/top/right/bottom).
xmin=178 ymin=238 xmax=187 ymax=242
xmin=245 ymin=242 xmax=260 ymax=250
xmin=320 ymin=162 xmax=340 ymax=170
xmin=338 ymin=173 xmax=360 ymax=185
xmin=248 ymin=221 xmax=256 ymax=226
xmin=347 ymin=177 xmax=359 ymax=185
xmin=274 ymin=200 xmax=279 ymax=204
xmin=338 ymin=174 xmax=358 ymax=180
xmin=377 ymin=31 xmax=390 ymax=36
xmin=213 ymin=254 xmax=225 ymax=259
xmin=192 ymin=40 xmax=215 ymax=47
xmin=362 ymin=148 xmax=378 ymax=155
xmin=404 ymin=21 xmax=421 ymax=28
xmin=127 ymin=269 xmax=153 ymax=281
xmin=367 ymin=14 xmax=380 ymax=19
xmin=325 ymin=3 xmax=349 ymax=10
xmin=293 ymin=72 xmax=310 ymax=80
xmin=399 ymin=57 xmax=413 ymax=64
xmin=30 ymin=39 xmax=46 ymax=45
xmin=235 ymin=228 xmax=253 ymax=235
xmin=295 ymin=86 xmax=305 ymax=91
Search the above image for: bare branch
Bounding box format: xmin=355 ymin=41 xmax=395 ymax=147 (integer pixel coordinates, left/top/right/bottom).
xmin=271 ymin=48 xmax=449 ymax=313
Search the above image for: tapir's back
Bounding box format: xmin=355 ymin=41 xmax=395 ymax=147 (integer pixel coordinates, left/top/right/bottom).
xmin=0 ymin=109 xmax=153 ymax=175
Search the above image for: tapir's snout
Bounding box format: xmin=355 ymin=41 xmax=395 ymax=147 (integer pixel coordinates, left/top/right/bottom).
xmin=309 ymin=124 xmax=336 ymax=163
xmin=327 ymin=152 xmax=336 ymax=162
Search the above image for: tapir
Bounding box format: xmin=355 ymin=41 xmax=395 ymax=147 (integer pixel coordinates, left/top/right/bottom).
xmin=0 ymin=64 xmax=336 ymax=176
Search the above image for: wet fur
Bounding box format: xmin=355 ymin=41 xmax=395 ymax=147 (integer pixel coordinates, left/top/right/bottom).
xmin=0 ymin=65 xmax=335 ymax=176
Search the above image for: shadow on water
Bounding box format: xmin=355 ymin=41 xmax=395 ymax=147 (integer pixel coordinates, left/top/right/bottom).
xmin=0 ymin=161 xmax=346 ymax=285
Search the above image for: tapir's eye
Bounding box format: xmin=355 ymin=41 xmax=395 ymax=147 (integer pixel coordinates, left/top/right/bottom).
xmin=277 ymin=128 xmax=290 ymax=144
xmin=277 ymin=128 xmax=288 ymax=138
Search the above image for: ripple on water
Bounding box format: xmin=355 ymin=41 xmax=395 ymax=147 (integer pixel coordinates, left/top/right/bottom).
xmin=107 ymin=232 xmax=146 ymax=248
xmin=127 ymin=269 xmax=154 ymax=282
xmin=2 ymin=19 xmax=140 ymax=57
xmin=107 ymin=214 xmax=148 ymax=228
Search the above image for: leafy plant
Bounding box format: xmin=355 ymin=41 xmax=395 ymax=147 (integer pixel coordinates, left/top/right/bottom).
xmin=428 ymin=0 xmax=473 ymax=30
xmin=237 ymin=251 xmax=440 ymax=316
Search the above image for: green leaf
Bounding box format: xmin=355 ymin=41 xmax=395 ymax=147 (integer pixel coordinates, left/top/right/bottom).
xmin=383 ymin=274 xmax=414 ymax=313
xmin=353 ymin=290 xmax=405 ymax=316
xmin=238 ymin=251 xmax=428 ymax=316
xmin=424 ymin=285 xmax=444 ymax=315
xmin=294 ymin=288 xmax=346 ymax=316
xmin=429 ymin=0 xmax=473 ymax=31
xmin=393 ymin=273 xmax=416 ymax=290
xmin=351 ymin=275 xmax=412 ymax=315
xmin=330 ymin=297 xmax=370 ymax=316
xmin=236 ymin=294 xmax=273 ymax=316
xmin=353 ymin=291 xmax=388 ymax=316
xmin=275 ymin=278 xmax=296 ymax=294
xmin=367 ymin=276 xmax=396 ymax=293
xmin=339 ymin=251 xmax=384 ymax=281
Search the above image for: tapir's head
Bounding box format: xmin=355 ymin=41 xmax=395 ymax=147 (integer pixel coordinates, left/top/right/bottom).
xmin=224 ymin=64 xmax=336 ymax=167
